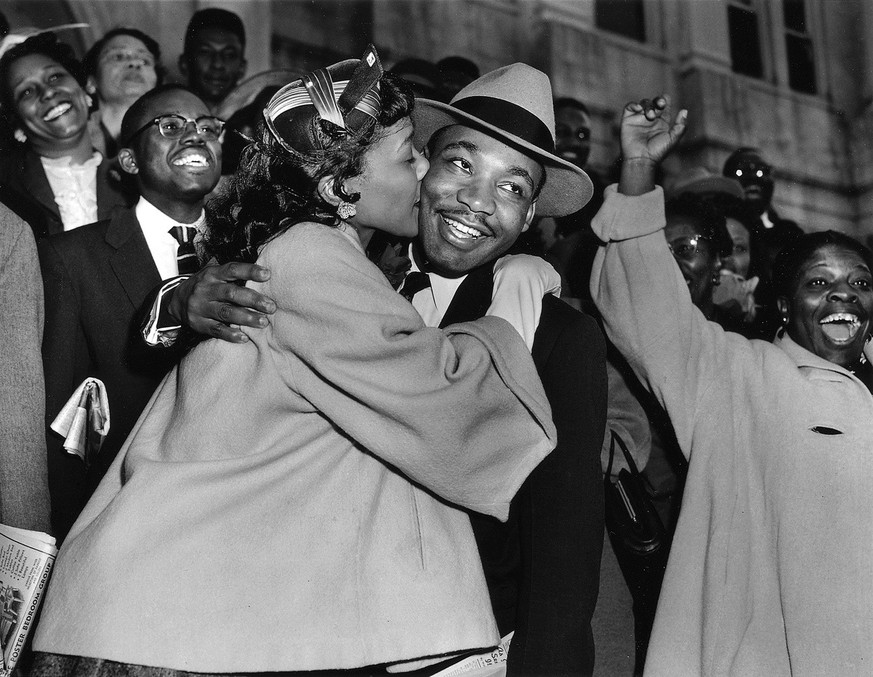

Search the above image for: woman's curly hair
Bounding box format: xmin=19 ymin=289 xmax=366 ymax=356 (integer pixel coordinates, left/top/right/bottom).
xmin=0 ymin=32 xmax=86 ymax=124
xmin=204 ymin=72 xmax=414 ymax=264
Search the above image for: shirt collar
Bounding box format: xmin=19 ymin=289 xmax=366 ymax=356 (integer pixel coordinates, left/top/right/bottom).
xmin=406 ymin=243 xmax=468 ymax=316
xmin=775 ymin=330 xmax=858 ymax=379
xmin=135 ymin=196 xmax=206 ymax=238
xmin=40 ymin=149 xmax=102 ymax=169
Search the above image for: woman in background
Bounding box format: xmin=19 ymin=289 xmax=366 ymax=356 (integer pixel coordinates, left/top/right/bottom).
xmin=0 ymin=32 xmax=130 ymax=238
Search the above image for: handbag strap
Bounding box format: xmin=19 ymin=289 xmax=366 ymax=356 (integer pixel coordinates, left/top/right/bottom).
xmin=608 ymin=429 xmax=642 ymax=476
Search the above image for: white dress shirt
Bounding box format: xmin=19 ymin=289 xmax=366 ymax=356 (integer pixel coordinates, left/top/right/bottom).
xmin=135 ymin=196 xmax=206 ymax=279
xmin=41 ymin=151 xmax=102 ymax=231
xmin=406 ymin=245 xmax=560 ymax=350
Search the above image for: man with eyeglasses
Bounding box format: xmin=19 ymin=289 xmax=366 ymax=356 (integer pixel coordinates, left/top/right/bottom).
xmin=38 ymin=84 xmax=223 ymax=542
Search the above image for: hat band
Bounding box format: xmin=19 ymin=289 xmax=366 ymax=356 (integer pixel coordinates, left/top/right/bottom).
xmin=452 ymin=96 xmax=554 ymax=155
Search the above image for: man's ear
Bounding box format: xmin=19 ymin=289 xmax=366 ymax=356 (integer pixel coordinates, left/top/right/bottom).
xmin=178 ymin=54 xmax=189 ymax=80
xmin=117 ymin=147 xmax=139 ymax=176
xmin=237 ymin=57 xmax=248 ymax=82
xmin=316 ymin=175 xmax=342 ymax=207
xmin=521 ymin=200 xmax=537 ymax=233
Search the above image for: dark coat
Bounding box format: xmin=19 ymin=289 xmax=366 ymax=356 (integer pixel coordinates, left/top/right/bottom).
xmin=440 ymin=260 xmax=607 ymax=676
xmin=0 ymin=145 xmax=132 ymax=240
xmin=38 ymin=208 xmax=183 ymax=541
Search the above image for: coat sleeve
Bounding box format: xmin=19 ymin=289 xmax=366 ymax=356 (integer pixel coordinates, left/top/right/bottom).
xmin=0 ymin=211 xmax=52 ymax=532
xmin=38 ymin=235 xmax=91 ymax=539
xmin=258 ymin=225 xmax=557 ymax=521
xmin=590 ymin=185 xmax=751 ymax=459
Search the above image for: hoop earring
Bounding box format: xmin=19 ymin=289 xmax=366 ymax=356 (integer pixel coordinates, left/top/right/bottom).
xmin=13 ymin=128 xmax=26 ymax=144
xmin=337 ymin=201 xmax=357 ymax=220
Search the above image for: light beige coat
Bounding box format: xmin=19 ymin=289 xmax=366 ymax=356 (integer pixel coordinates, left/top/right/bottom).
xmin=34 ymin=222 xmax=556 ymax=672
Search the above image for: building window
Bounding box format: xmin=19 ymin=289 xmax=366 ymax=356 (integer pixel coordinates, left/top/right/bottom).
xmin=595 ymin=0 xmax=646 ymax=43
xmin=783 ymin=0 xmax=816 ymax=93
xmin=727 ymin=0 xmax=764 ymax=79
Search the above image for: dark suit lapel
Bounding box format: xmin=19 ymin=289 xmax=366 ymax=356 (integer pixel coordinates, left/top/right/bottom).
xmin=22 ymin=150 xmax=64 ymax=236
xmin=438 ymin=260 xmax=497 ymax=329
xmin=106 ymin=209 xmax=162 ymax=310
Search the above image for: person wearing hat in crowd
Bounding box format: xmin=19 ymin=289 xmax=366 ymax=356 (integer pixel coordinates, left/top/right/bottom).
xmin=31 ymin=47 xmax=557 ymax=675
xmin=436 ymin=55 xmax=479 ymax=100
xmin=159 ymin=62 xmax=607 ymax=676
xmin=389 ymin=56 xmax=443 ymax=101
xmin=668 ymin=166 xmax=761 ymax=335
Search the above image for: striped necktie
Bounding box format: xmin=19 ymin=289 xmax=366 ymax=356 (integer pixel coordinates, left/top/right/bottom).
xmin=399 ymin=271 xmax=431 ymax=301
xmin=168 ymin=225 xmax=200 ymax=276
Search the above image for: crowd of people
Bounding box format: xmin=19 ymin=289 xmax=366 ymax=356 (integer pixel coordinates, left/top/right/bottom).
xmin=0 ymin=5 xmax=871 ymax=677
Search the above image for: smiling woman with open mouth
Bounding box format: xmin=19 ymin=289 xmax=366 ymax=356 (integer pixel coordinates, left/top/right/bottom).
xmin=0 ymin=32 xmax=131 ymax=238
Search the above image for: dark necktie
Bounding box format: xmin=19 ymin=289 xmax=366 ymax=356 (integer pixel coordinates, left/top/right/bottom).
xmin=399 ymin=271 xmax=431 ymax=301
xmin=168 ymin=226 xmax=200 ymax=275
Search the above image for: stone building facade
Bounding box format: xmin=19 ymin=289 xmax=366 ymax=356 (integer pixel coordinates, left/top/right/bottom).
xmin=11 ymin=0 xmax=873 ymax=238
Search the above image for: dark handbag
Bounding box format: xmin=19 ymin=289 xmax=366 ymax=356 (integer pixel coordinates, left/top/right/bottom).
xmin=604 ymin=430 xmax=666 ymax=557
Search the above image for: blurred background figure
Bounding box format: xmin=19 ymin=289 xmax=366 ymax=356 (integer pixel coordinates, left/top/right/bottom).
xmin=389 ymin=56 xmax=442 ymax=100
xmin=667 ymin=166 xmax=760 ymax=336
xmin=83 ymin=27 xmax=163 ymax=158
xmin=0 ymin=32 xmax=131 ymax=238
xmin=517 ymin=96 xmax=605 ymax=308
xmin=436 ymin=54 xmax=479 ymax=100
xmin=178 ymin=7 xmax=246 ymax=115
xmin=723 ymin=147 xmax=803 ymax=339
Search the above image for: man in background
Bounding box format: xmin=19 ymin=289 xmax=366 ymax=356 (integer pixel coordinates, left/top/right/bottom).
xmin=40 ymin=85 xmax=222 ymax=541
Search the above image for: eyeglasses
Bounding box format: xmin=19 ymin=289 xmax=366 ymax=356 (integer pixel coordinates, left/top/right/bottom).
xmin=124 ymin=114 xmax=225 ymax=145
xmin=667 ymin=235 xmax=711 ymax=261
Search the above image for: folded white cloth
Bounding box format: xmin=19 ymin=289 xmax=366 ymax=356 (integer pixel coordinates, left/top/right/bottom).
xmin=50 ymin=378 xmax=110 ymax=463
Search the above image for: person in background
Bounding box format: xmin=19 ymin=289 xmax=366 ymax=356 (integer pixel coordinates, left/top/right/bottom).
xmin=389 ymin=56 xmax=443 ymax=100
xmin=178 ymin=7 xmax=246 ymax=115
xmin=520 ymin=96 xmax=605 ymax=307
xmin=39 ymin=84 xmax=222 ymax=542
xmin=594 ymin=93 xmax=873 ymax=676
xmin=0 ymin=32 xmax=132 ymax=238
xmin=0 ymin=202 xmax=52 ymax=535
xmin=722 ymin=146 xmax=803 ymax=339
xmin=436 ymin=54 xmax=479 ymax=100
xmin=83 ymin=27 xmax=163 ymax=158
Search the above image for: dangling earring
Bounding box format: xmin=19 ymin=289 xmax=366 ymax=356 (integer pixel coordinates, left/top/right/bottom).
xmin=85 ymin=94 xmax=94 ymax=109
xmin=337 ymin=201 xmax=356 ymax=220
xmin=711 ymin=272 xmax=721 ymax=286
xmin=13 ymin=128 xmax=26 ymax=144
xmin=781 ymin=315 xmax=789 ymax=326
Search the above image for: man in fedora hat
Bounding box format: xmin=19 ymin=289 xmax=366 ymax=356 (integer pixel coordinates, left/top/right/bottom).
xmin=150 ymin=62 xmax=607 ymax=675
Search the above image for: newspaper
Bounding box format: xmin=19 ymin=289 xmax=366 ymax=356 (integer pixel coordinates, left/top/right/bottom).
xmin=0 ymin=526 xmax=57 ymax=676
xmin=430 ymin=632 xmax=513 ymax=677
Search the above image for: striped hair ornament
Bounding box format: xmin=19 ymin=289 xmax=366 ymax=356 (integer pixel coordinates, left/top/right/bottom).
xmin=264 ymin=45 xmax=383 ymax=158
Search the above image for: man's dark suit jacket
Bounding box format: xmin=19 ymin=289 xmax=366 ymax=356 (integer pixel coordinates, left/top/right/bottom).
xmin=439 ymin=260 xmax=607 ymax=676
xmin=0 ymin=146 xmax=131 ymax=240
xmin=38 ymin=208 xmax=183 ymax=541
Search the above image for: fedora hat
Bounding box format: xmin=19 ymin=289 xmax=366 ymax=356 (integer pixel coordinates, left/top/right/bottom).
xmin=412 ymin=63 xmax=593 ymax=217
xmin=666 ymin=166 xmax=745 ymax=201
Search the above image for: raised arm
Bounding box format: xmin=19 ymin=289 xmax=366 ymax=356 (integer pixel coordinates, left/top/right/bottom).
xmin=590 ymin=97 xmax=748 ymax=459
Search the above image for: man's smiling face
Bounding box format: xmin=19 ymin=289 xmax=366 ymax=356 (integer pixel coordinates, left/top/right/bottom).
xmin=122 ymin=88 xmax=221 ymax=214
xmin=417 ymin=125 xmax=541 ymax=277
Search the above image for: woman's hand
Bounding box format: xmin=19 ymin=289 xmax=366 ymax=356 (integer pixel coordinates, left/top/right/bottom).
xmin=618 ymin=95 xmax=688 ymax=196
